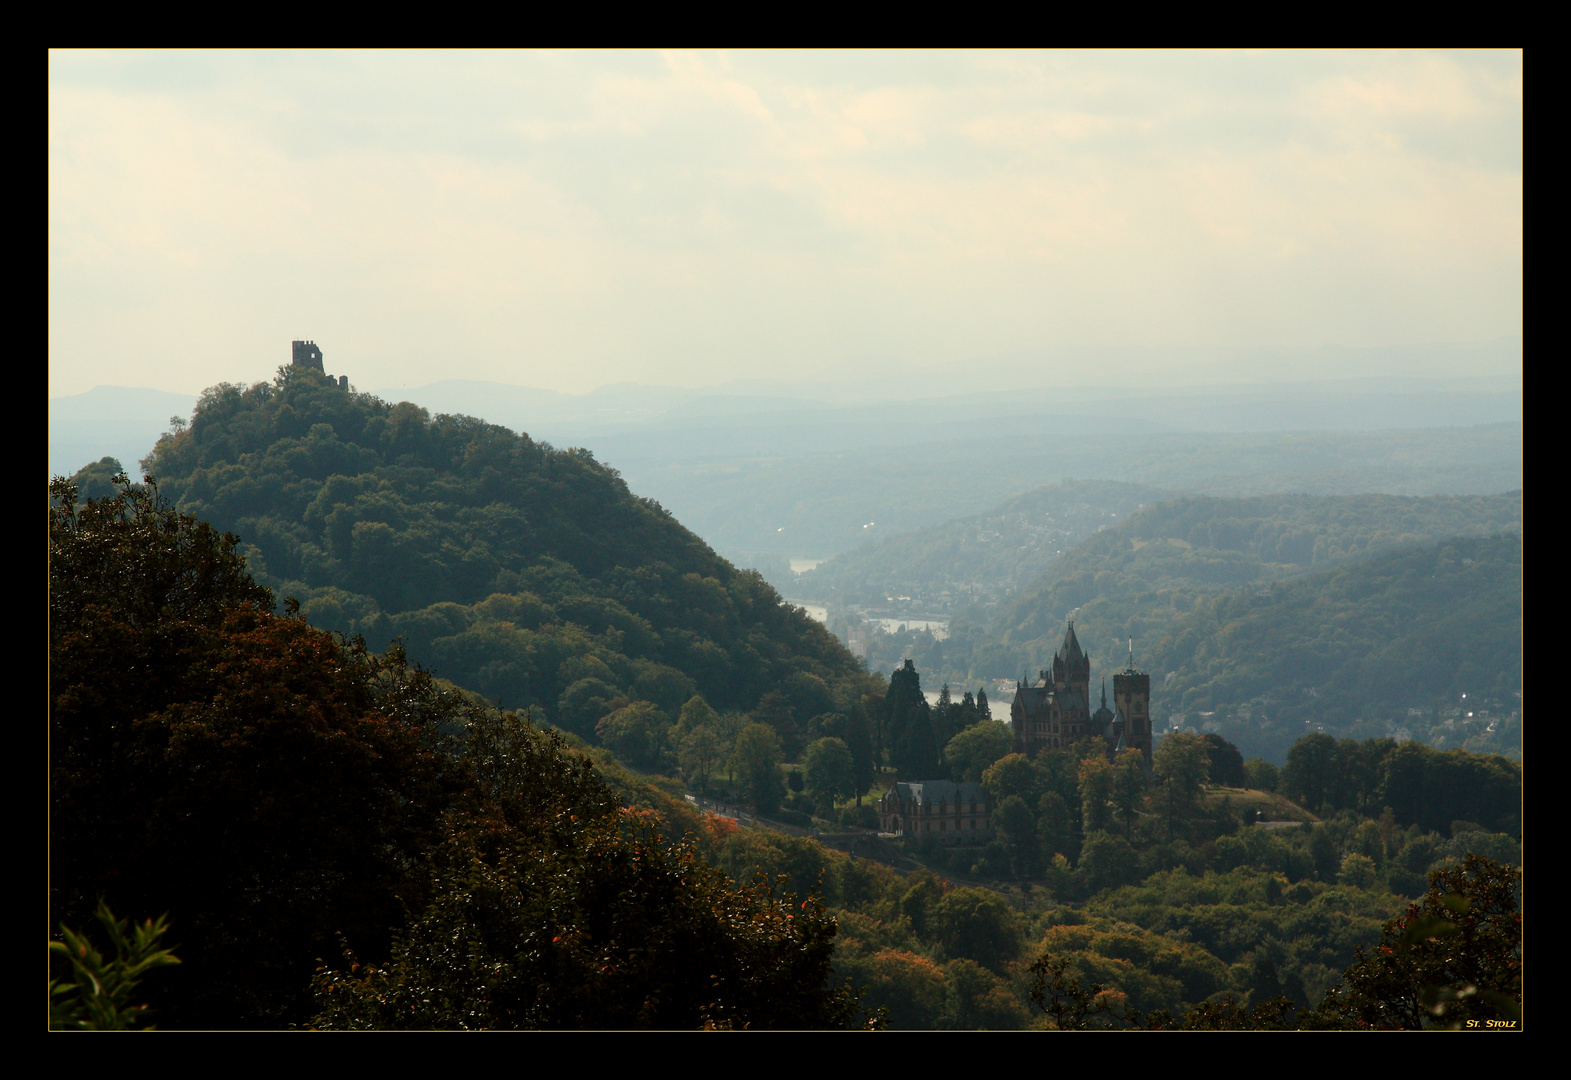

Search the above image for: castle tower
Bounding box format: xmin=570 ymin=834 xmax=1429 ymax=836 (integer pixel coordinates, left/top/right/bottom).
xmin=1013 ymin=618 xmax=1100 ymax=754
xmin=291 ymin=340 xmax=324 ymax=371
xmin=1113 ymin=640 xmax=1152 ymax=775
xmin=1054 ymin=619 xmax=1091 ymax=714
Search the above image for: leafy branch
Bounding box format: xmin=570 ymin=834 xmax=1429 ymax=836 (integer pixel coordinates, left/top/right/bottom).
xmin=50 ymin=902 xmax=181 ymax=1030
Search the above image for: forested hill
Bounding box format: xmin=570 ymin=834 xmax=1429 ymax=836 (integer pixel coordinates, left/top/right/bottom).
xmin=977 ymin=492 xmax=1521 ymax=673
xmin=1145 ymin=532 xmax=1522 ymax=754
xmin=993 ymin=492 xmax=1522 ymax=646
xmin=136 ymin=369 xmax=874 ymax=737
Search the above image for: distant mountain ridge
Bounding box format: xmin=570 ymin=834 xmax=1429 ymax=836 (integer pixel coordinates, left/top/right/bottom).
xmin=791 ymin=479 xmax=1176 ymax=614
xmin=48 ymin=385 xmax=198 ymax=479
xmin=991 ymin=491 xmax=1525 ymax=647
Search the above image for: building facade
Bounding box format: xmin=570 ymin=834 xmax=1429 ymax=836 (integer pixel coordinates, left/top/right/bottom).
xmin=879 ymin=780 xmax=993 ymax=844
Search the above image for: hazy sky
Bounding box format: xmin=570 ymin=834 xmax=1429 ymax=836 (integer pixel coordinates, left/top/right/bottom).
xmin=49 ymin=50 xmax=1522 ymax=399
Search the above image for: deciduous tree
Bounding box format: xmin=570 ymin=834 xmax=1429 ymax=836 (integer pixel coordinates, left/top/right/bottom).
xmin=1309 ymin=853 xmax=1521 ymax=1030
xmin=944 ymin=721 xmax=1014 ymax=783
xmin=730 ymin=723 xmax=786 ymax=813
xmin=804 ymin=737 xmax=855 ymax=809
xmin=1078 ymin=755 xmax=1115 ymax=834
xmin=1155 ymin=731 xmax=1210 ymax=814
xmin=679 ymin=725 xmax=724 ymax=794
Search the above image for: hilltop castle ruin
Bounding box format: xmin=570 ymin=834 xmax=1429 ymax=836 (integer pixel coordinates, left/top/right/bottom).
xmin=291 ymin=340 xmax=348 ymax=389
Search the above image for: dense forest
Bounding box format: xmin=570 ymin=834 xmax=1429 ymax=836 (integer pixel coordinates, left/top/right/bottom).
xmin=1139 ymin=534 xmax=1521 ymax=758
xmin=49 ymin=473 xmax=875 ymax=1029
xmin=132 ymin=367 xmax=880 ymax=749
xmin=993 ymin=491 xmax=1521 ymax=642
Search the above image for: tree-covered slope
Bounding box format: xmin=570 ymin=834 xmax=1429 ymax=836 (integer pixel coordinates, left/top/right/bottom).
xmin=926 ymin=491 xmax=1517 ymax=679
xmin=993 ymin=492 xmax=1522 ymax=646
xmin=49 ymin=474 xmax=869 ymax=1029
xmin=139 ymin=369 xmax=875 ymax=740
xmin=1144 ymin=532 xmax=1522 ymax=734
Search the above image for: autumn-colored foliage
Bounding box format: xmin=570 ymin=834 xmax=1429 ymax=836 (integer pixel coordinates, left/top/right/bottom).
xmin=52 ymin=478 xmax=463 ymax=1024
xmin=309 ymin=789 xmax=867 ymax=1029
xmin=51 ymin=474 xmax=868 ymax=1029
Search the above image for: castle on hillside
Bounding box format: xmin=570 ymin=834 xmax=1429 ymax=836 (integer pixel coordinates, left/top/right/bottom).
xmin=1011 ymin=620 xmax=1152 ymax=772
xmin=292 ymin=340 xmax=348 ymax=390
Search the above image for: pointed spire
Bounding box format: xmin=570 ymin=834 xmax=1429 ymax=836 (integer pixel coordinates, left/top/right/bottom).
xmin=1061 ymin=618 xmax=1086 ymax=665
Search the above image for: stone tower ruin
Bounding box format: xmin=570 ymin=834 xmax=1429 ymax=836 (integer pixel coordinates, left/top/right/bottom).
xmin=291 ymin=340 xmax=324 ymax=371
xmin=290 ymin=340 xmax=348 ymax=389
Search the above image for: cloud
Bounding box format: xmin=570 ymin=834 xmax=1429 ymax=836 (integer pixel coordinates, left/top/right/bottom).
xmin=49 ymin=50 xmax=1522 ymax=397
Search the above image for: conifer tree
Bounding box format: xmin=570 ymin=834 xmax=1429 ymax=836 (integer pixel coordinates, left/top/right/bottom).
xmin=847 ymin=709 xmax=876 ymax=806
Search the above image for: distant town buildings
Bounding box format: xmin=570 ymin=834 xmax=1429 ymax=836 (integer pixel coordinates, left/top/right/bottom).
xmin=846 ymin=627 xmax=869 ymax=660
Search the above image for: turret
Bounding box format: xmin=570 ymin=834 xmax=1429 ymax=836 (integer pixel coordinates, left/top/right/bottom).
xmin=1113 ymin=656 xmax=1152 ymax=775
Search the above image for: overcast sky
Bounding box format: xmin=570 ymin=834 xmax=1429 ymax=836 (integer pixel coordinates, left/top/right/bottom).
xmin=49 ymin=50 xmax=1522 ymax=400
